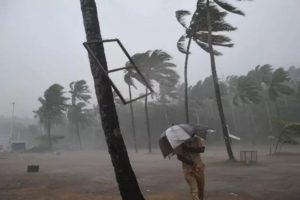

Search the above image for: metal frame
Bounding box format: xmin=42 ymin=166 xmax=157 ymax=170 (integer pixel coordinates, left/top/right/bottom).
xmin=83 ymin=39 xmax=154 ymax=104
xmin=240 ymin=150 xmax=258 ymax=163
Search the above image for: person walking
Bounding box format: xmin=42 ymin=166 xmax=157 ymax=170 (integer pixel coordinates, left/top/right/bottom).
xmin=176 ymin=135 xmax=205 ymax=200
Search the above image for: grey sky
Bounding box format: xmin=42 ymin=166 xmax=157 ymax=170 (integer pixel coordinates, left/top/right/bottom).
xmin=1 ymin=0 xmax=300 ymax=118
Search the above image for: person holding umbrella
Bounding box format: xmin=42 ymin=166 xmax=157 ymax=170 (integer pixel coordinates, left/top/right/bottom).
xmin=159 ymin=124 xmax=213 ymax=200
xmin=176 ymin=135 xmax=205 ymax=200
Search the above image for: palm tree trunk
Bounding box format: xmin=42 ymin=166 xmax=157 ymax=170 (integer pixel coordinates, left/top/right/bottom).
xmin=263 ymin=98 xmax=274 ymax=134
xmin=145 ymin=87 xmax=152 ymax=153
xmin=274 ymin=131 xmax=283 ymax=154
xmin=230 ymin=104 xmax=238 ymax=133
xmin=274 ymin=100 xmax=281 ymax=119
xmin=128 ymin=85 xmax=138 ymax=152
xmin=246 ymin=104 xmax=259 ymax=145
xmin=163 ymin=103 xmax=170 ymax=125
xmin=80 ymin=1 xmax=145 ymax=199
xmin=47 ymin=118 xmax=52 ymax=151
xmin=184 ymin=37 xmax=192 ymax=123
xmin=206 ymin=0 xmax=235 ymax=160
xmin=75 ymin=122 xmax=82 ymax=150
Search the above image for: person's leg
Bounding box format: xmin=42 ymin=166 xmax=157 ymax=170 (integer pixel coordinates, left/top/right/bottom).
xmin=184 ymin=168 xmax=200 ymax=200
xmin=195 ymin=167 xmax=205 ymax=200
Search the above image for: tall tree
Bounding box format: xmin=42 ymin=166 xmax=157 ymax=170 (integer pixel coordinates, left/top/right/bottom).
xmin=203 ymin=0 xmax=247 ymax=160
xmin=175 ymin=3 xmax=233 ymax=123
xmin=158 ymin=78 xmax=179 ymax=125
xmin=80 ymin=0 xmax=144 ymax=199
xmin=232 ymin=75 xmax=262 ymax=144
xmin=124 ymin=71 xmax=138 ymax=152
xmin=248 ymin=65 xmax=294 ymax=133
xmin=125 ymin=50 xmax=179 ymax=153
xmin=68 ymin=80 xmax=91 ymax=150
xmin=33 ymin=84 xmax=68 ymax=150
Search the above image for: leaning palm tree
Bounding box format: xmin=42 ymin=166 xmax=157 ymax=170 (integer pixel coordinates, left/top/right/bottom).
xmin=80 ymin=0 xmax=145 ymax=199
xmin=232 ymin=75 xmax=262 ymax=144
xmin=124 ymin=71 xmax=138 ymax=152
xmin=68 ymin=80 xmax=91 ymax=150
xmin=125 ymin=50 xmax=179 ymax=153
xmin=33 ymin=84 xmax=69 ymax=150
xmin=202 ymin=0 xmax=247 ymax=160
xmin=158 ymin=78 xmax=179 ymax=125
xmin=248 ymin=65 xmax=294 ymax=133
xmin=176 ymin=3 xmax=233 ymax=123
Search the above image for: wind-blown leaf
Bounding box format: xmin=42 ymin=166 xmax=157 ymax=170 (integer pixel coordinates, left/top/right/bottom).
xmin=214 ymin=0 xmax=245 ymax=16
xmin=275 ymin=84 xmax=294 ymax=95
xmin=194 ymin=32 xmax=233 ymax=47
xmin=124 ymin=72 xmax=137 ymax=89
xmin=194 ymin=39 xmax=222 ymax=56
xmin=175 ymin=10 xmax=191 ymax=28
xmin=272 ymin=68 xmax=290 ymax=83
xmin=177 ymin=35 xmax=190 ymax=54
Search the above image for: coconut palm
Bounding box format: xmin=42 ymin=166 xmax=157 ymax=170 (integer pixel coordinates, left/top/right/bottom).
xmin=248 ymin=65 xmax=294 ymax=133
xmin=33 ymin=84 xmax=68 ymax=150
xmin=231 ymin=75 xmax=262 ymax=144
xmin=274 ymin=122 xmax=300 ymax=153
xmin=176 ymin=1 xmax=233 ymax=123
xmin=125 ymin=50 xmax=179 ymax=153
xmin=157 ymin=78 xmax=179 ymax=125
xmin=202 ymin=0 xmax=248 ymax=160
xmin=80 ymin=0 xmax=145 ymax=199
xmin=124 ymin=71 xmax=138 ymax=152
xmin=68 ymin=80 xmax=91 ymax=150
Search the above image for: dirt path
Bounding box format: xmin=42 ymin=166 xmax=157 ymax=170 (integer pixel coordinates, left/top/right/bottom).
xmin=0 ymin=147 xmax=299 ymax=200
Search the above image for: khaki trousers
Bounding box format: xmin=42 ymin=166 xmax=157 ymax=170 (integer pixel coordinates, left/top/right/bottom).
xmin=183 ymin=166 xmax=205 ymax=200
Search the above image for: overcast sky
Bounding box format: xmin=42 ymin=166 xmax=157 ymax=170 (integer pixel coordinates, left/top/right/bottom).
xmin=1 ymin=0 xmax=300 ymax=118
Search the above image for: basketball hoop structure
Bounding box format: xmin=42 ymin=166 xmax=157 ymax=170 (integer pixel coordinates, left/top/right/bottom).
xmin=83 ymin=39 xmax=154 ymax=105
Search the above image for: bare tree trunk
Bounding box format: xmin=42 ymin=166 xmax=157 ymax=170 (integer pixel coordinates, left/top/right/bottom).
xmin=128 ymin=85 xmax=138 ymax=152
xmin=80 ymin=1 xmax=145 ymax=199
xmin=206 ymin=0 xmax=235 ymax=160
xmin=145 ymin=87 xmax=152 ymax=153
xmin=184 ymin=37 xmax=192 ymax=123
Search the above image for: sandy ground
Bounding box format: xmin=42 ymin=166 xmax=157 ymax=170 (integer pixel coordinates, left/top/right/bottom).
xmin=0 ymin=145 xmax=299 ymax=200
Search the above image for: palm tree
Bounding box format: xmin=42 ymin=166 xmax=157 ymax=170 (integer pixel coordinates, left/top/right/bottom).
xmin=124 ymin=71 xmax=138 ymax=152
xmin=125 ymin=50 xmax=179 ymax=153
xmin=248 ymin=65 xmax=294 ymax=133
xmin=80 ymin=0 xmax=144 ymax=199
xmin=68 ymin=80 xmax=91 ymax=150
xmin=232 ymin=75 xmax=262 ymax=144
xmin=176 ymin=2 xmax=233 ymax=123
xmin=202 ymin=0 xmax=247 ymax=160
xmin=33 ymin=84 xmax=68 ymax=150
xmin=158 ymin=78 xmax=179 ymax=125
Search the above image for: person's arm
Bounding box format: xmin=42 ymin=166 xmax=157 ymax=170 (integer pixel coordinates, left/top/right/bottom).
xmin=177 ymin=155 xmax=194 ymax=165
xmin=182 ymin=136 xmax=205 ymax=153
xmin=182 ymin=146 xmax=205 ymax=153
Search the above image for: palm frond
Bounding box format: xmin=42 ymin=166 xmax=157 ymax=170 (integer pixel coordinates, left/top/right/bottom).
xmin=272 ymin=68 xmax=290 ymax=83
xmin=214 ymin=0 xmax=245 ymax=16
xmin=195 ymin=32 xmax=233 ymax=47
xmin=194 ymin=39 xmax=222 ymax=56
xmin=177 ymin=35 xmax=190 ymax=54
xmin=275 ymin=84 xmax=294 ymax=95
xmin=175 ymin=10 xmax=191 ymax=28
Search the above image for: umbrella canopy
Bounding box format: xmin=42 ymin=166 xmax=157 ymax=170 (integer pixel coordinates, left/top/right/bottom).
xmin=159 ymin=124 xmax=215 ymax=158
